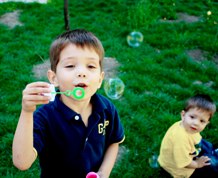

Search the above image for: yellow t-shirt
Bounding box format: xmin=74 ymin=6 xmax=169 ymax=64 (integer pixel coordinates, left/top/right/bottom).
xmin=158 ymin=121 xmax=202 ymax=178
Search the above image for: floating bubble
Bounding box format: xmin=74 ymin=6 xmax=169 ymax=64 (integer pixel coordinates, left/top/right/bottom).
xmin=148 ymin=154 xmax=159 ymax=168
xmin=127 ymin=31 xmax=143 ymax=47
xmin=104 ymin=78 xmax=125 ymax=100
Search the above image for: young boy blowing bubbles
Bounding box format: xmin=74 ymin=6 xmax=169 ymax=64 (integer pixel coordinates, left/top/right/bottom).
xmin=158 ymin=94 xmax=218 ymax=178
xmin=12 ymin=29 xmax=125 ymax=178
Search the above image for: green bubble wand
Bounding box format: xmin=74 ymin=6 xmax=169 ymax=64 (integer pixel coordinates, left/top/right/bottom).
xmin=51 ymin=87 xmax=85 ymax=100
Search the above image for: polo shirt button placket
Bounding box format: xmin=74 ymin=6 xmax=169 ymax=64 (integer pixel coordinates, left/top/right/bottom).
xmin=83 ymin=137 xmax=88 ymax=149
xmin=74 ymin=115 xmax=79 ymax=120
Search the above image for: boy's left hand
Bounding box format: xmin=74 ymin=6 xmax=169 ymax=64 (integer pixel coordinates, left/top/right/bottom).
xmin=196 ymin=156 xmax=211 ymax=168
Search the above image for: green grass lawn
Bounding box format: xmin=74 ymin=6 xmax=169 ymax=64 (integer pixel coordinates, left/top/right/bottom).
xmin=0 ymin=0 xmax=218 ymax=177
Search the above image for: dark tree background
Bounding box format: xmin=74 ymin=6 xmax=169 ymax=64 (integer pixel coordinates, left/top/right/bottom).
xmin=64 ymin=0 xmax=70 ymax=30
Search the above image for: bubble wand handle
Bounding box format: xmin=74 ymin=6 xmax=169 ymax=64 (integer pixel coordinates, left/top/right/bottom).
xmin=51 ymin=87 xmax=85 ymax=100
xmin=51 ymin=91 xmax=66 ymax=95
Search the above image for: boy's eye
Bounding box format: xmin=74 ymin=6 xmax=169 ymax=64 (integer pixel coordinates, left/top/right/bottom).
xmin=65 ymin=65 xmax=75 ymax=68
xmin=200 ymin=120 xmax=206 ymax=123
xmin=190 ymin=115 xmax=195 ymax=119
xmin=88 ymin=65 xmax=96 ymax=69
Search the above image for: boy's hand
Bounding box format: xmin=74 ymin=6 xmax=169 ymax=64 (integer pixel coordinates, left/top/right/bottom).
xmin=196 ymin=156 xmax=211 ymax=168
xmin=22 ymin=82 xmax=51 ymax=112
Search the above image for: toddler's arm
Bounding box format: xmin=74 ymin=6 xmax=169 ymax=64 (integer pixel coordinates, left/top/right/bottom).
xmin=186 ymin=156 xmax=211 ymax=169
xmin=12 ymin=82 xmax=51 ymax=170
xmin=97 ymin=143 xmax=119 ymax=178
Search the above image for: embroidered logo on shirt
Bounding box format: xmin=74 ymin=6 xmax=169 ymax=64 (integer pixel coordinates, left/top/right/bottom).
xmin=98 ymin=120 xmax=109 ymax=135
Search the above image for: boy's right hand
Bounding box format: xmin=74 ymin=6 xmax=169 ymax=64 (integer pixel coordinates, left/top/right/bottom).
xmin=22 ymin=82 xmax=51 ymax=113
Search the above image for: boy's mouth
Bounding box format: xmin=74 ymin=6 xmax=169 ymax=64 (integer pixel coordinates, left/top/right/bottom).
xmin=190 ymin=126 xmax=197 ymax=131
xmin=75 ymin=83 xmax=87 ymax=88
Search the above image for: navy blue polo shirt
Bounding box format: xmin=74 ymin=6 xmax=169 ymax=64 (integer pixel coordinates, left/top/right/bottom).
xmin=33 ymin=93 xmax=124 ymax=178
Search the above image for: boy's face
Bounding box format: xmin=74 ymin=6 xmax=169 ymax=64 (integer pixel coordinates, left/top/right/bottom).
xmin=181 ymin=107 xmax=210 ymax=134
xmin=49 ymin=43 xmax=104 ymax=101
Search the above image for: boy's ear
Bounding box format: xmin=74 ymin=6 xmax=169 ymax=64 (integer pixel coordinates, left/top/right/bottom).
xmin=181 ymin=110 xmax=185 ymax=121
xmin=47 ymin=70 xmax=58 ymax=87
xmin=98 ymin=71 xmax=105 ymax=89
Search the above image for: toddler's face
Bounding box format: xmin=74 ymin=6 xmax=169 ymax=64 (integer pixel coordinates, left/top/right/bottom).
xmin=54 ymin=43 xmax=104 ymax=101
xmin=181 ymin=107 xmax=210 ymax=134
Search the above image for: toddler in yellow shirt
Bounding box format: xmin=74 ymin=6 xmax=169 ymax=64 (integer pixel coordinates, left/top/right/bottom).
xmin=158 ymin=94 xmax=218 ymax=178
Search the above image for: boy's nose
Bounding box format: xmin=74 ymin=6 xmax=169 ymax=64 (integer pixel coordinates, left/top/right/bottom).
xmin=76 ymin=66 xmax=87 ymax=78
xmin=193 ymin=119 xmax=200 ymax=126
xmin=78 ymin=74 xmax=86 ymax=77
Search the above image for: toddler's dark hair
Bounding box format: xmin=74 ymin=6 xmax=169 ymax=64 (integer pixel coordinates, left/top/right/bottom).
xmin=184 ymin=94 xmax=216 ymax=120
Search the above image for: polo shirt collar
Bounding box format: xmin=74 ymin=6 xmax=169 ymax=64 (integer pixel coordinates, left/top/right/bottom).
xmin=91 ymin=94 xmax=107 ymax=113
xmin=53 ymin=94 xmax=107 ymax=121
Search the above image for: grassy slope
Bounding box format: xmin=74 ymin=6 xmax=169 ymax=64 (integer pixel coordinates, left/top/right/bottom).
xmin=0 ymin=0 xmax=218 ymax=177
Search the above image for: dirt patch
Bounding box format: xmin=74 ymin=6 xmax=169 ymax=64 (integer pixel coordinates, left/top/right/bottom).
xmin=0 ymin=10 xmax=23 ymax=29
xmin=160 ymin=12 xmax=200 ymax=23
xmin=103 ymin=57 xmax=120 ymax=79
xmin=32 ymin=57 xmax=120 ymax=80
xmin=32 ymin=60 xmax=50 ymax=80
xmin=186 ymin=49 xmax=218 ymax=68
xmin=116 ymin=145 xmax=129 ymax=163
xmin=0 ymin=0 xmax=47 ymax=3
xmin=212 ymin=54 xmax=218 ymax=65
xmin=186 ymin=49 xmax=208 ymax=62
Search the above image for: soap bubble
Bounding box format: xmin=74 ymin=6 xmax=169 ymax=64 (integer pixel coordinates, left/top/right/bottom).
xmin=104 ymin=78 xmax=125 ymax=100
xmin=127 ymin=31 xmax=143 ymax=47
xmin=148 ymin=154 xmax=159 ymax=168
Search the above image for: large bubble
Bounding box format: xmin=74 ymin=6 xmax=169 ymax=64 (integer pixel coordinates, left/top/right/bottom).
xmin=127 ymin=31 xmax=143 ymax=47
xmin=104 ymin=78 xmax=125 ymax=100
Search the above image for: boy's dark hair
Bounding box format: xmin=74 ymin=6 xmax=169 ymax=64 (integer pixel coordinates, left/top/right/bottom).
xmin=184 ymin=94 xmax=216 ymax=120
xmin=49 ymin=29 xmax=104 ymax=72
